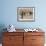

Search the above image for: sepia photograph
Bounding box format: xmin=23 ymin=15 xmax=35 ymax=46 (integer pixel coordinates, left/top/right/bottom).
xmin=17 ymin=7 xmax=35 ymax=22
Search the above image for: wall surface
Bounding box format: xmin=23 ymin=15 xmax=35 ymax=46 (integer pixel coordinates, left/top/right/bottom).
xmin=0 ymin=0 xmax=46 ymax=30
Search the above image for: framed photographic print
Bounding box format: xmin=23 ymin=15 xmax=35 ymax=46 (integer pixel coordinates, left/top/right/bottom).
xmin=17 ymin=7 xmax=35 ymax=22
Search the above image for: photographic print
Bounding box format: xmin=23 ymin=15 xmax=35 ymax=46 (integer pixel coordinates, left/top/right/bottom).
xmin=17 ymin=7 xmax=35 ymax=22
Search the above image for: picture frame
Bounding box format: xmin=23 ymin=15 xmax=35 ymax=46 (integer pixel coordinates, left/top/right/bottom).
xmin=17 ymin=7 xmax=35 ymax=22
